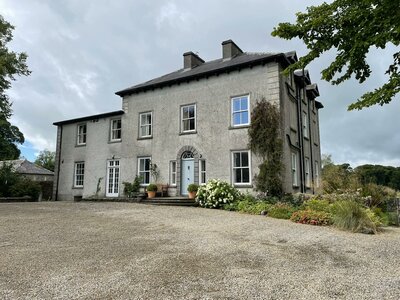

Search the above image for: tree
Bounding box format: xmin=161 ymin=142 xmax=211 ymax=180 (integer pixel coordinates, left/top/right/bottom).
xmin=0 ymin=15 xmax=30 ymax=159
xmin=248 ymin=98 xmax=283 ymax=197
xmin=34 ymin=150 xmax=55 ymax=171
xmin=272 ymin=0 xmax=400 ymax=110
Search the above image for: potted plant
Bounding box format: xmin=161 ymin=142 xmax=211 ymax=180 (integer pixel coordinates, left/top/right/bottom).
xmin=147 ymin=183 xmax=158 ymax=198
xmin=187 ymin=183 xmax=199 ymax=199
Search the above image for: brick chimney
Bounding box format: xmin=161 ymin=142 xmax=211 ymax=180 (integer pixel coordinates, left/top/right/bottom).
xmin=222 ymin=39 xmax=243 ymax=60
xmin=183 ymin=51 xmax=204 ymax=69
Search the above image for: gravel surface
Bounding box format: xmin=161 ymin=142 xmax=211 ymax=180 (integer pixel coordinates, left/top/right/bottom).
xmin=0 ymin=201 xmax=399 ymax=300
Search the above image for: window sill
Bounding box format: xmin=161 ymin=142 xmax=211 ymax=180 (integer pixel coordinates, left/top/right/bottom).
xmin=108 ymin=139 xmax=122 ymax=144
xmin=303 ymin=136 xmax=309 ymax=141
xmin=233 ymin=184 xmax=252 ymax=188
xmin=137 ymin=136 xmax=153 ymax=140
xmin=72 ymin=186 xmax=84 ymax=189
xmin=179 ymin=131 xmax=197 ymax=136
xmin=229 ymin=125 xmax=249 ymax=130
xmin=75 ymin=144 xmax=86 ymax=148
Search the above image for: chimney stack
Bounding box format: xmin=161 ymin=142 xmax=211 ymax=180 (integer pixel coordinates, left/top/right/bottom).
xmin=183 ymin=52 xmax=204 ymax=69
xmin=222 ymin=39 xmax=243 ymax=60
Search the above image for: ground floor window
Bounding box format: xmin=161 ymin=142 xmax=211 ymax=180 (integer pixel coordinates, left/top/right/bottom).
xmin=232 ymin=151 xmax=250 ymax=185
xmin=315 ymin=161 xmax=320 ymax=188
xmin=138 ymin=157 xmax=151 ymax=185
xmin=305 ymin=157 xmax=311 ymax=188
xmin=170 ymin=161 xmax=177 ymax=185
xmin=199 ymin=159 xmax=206 ymax=185
xmin=74 ymin=162 xmax=85 ymax=187
xmin=107 ymin=160 xmax=120 ymax=196
xmin=291 ymin=152 xmax=298 ymax=186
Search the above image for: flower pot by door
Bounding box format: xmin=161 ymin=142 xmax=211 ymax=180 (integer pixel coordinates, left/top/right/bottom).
xmin=147 ymin=191 xmax=156 ymax=198
xmin=188 ymin=191 xmax=196 ymax=199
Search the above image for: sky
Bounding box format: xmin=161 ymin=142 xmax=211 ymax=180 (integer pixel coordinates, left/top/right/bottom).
xmin=1 ymin=0 xmax=399 ymax=167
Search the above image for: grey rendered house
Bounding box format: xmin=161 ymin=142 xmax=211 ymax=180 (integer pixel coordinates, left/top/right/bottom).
xmin=53 ymin=40 xmax=323 ymax=201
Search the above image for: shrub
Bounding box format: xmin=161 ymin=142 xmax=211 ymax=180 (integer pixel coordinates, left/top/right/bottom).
xmin=196 ymin=179 xmax=240 ymax=208
xmin=268 ymin=202 xmax=295 ymax=219
xmin=235 ymin=195 xmax=271 ymax=214
xmin=304 ymin=198 xmax=331 ymax=212
xmin=371 ymin=207 xmax=389 ymax=226
xmin=9 ymin=177 xmax=41 ymax=200
xmin=330 ymin=200 xmax=380 ymax=234
xmin=361 ymin=183 xmax=396 ymax=208
xmin=290 ymin=210 xmax=332 ymax=226
xmin=147 ymin=183 xmax=157 ymax=192
xmin=123 ymin=176 xmax=142 ymax=197
xmin=387 ymin=212 xmax=399 ymax=226
xmin=187 ymin=183 xmax=199 ymax=193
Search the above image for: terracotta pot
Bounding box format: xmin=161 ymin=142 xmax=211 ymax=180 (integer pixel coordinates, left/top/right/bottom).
xmin=147 ymin=191 xmax=156 ymax=198
xmin=188 ymin=191 xmax=197 ymax=199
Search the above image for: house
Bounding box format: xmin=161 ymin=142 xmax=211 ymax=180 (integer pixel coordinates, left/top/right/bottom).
xmin=52 ymin=40 xmax=323 ymax=201
xmin=1 ymin=159 xmax=54 ymax=200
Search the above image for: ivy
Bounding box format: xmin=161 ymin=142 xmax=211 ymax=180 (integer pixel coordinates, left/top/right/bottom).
xmin=248 ymin=98 xmax=283 ymax=197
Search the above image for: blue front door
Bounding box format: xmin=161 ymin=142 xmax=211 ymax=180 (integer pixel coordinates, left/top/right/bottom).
xmin=181 ymin=159 xmax=194 ymax=195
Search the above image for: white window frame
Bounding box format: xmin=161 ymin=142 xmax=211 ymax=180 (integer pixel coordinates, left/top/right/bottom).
xmin=77 ymin=124 xmax=87 ymax=145
xmin=315 ymin=161 xmax=320 ymax=188
xmin=291 ymin=152 xmax=298 ymax=187
xmin=110 ymin=119 xmax=122 ymax=142
xmin=139 ymin=112 xmax=152 ymax=138
xmin=181 ymin=104 xmax=196 ymax=133
xmin=106 ymin=160 xmax=120 ymax=197
xmin=303 ymin=112 xmax=309 ymax=138
xmin=170 ymin=161 xmax=177 ymax=186
xmin=305 ymin=157 xmax=311 ymax=188
xmin=232 ymin=150 xmax=251 ymax=185
xmin=231 ymin=95 xmax=250 ymax=127
xmin=199 ymin=159 xmax=206 ymax=185
xmin=74 ymin=162 xmax=85 ymax=188
xmin=138 ymin=157 xmax=151 ymax=185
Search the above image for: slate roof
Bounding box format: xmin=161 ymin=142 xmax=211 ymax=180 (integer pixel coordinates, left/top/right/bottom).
xmin=116 ymin=52 xmax=295 ymax=96
xmin=0 ymin=159 xmax=54 ymax=176
xmin=53 ymin=110 xmax=124 ymax=126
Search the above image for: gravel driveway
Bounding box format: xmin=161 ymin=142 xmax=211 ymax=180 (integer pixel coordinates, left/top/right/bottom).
xmin=0 ymin=201 xmax=399 ymax=300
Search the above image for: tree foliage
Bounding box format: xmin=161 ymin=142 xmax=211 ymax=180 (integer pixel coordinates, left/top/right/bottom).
xmin=272 ymin=0 xmax=400 ymax=110
xmin=355 ymin=164 xmax=400 ymax=191
xmin=0 ymin=162 xmax=40 ymax=199
xmin=0 ymin=15 xmax=30 ymax=159
xmin=34 ymin=149 xmax=55 ymax=171
xmin=248 ymin=98 xmax=283 ymax=196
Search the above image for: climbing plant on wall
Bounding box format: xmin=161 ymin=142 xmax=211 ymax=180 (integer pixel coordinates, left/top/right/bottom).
xmin=248 ymin=97 xmax=283 ymax=197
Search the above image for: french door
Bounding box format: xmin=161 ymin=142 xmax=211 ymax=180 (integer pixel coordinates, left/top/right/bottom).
xmin=106 ymin=160 xmax=120 ymax=197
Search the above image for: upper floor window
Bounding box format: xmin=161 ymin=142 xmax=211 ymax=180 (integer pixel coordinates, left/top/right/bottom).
xmin=303 ymin=112 xmax=309 ymax=138
xmin=138 ymin=157 xmax=151 ymax=185
xmin=77 ymin=124 xmax=87 ymax=145
xmin=139 ymin=112 xmax=152 ymax=138
xmin=181 ymin=104 xmax=196 ymax=132
xmin=231 ymin=95 xmax=249 ymax=127
xmin=232 ymin=150 xmax=251 ymax=185
xmin=74 ymin=162 xmax=85 ymax=187
xmin=110 ymin=119 xmax=122 ymax=141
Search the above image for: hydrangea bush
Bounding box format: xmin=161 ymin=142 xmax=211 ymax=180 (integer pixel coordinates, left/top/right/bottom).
xmin=196 ymin=179 xmax=240 ymax=208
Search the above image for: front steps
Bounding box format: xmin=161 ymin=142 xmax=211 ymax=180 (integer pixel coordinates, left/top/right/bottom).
xmin=141 ymin=197 xmax=197 ymax=206
xmin=80 ymin=196 xmax=197 ymax=207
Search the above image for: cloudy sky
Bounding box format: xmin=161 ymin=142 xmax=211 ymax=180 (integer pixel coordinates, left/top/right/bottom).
xmin=1 ymin=0 xmax=399 ymax=167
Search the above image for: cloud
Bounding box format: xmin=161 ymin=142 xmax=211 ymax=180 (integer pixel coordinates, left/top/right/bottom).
xmin=1 ymin=0 xmax=399 ymax=166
